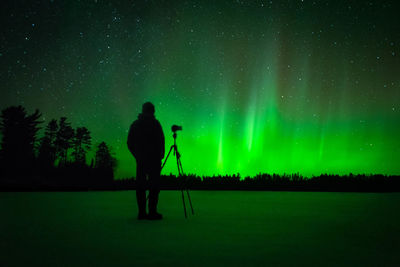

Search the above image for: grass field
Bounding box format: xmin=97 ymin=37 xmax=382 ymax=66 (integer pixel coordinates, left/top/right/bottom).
xmin=1 ymin=191 xmax=399 ymax=266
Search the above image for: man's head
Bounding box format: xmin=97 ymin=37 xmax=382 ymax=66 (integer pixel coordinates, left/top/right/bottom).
xmin=142 ymin=102 xmax=155 ymax=115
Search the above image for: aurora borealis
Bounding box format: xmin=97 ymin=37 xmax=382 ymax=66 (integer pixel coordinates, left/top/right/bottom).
xmin=1 ymin=1 xmax=399 ymax=178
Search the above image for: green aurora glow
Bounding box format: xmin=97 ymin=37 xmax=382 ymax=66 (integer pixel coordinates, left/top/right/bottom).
xmin=1 ymin=1 xmax=399 ymax=178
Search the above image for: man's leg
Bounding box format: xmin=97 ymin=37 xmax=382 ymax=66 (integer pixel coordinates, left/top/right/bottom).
xmin=148 ymin=161 xmax=162 ymax=220
xmin=136 ymin=161 xmax=147 ymax=219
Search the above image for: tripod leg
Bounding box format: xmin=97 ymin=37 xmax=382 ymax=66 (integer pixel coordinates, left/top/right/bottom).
xmin=177 ymin=156 xmax=184 ymax=175
xmin=173 ymin=141 xmax=192 ymax=219
xmin=161 ymin=145 xmax=174 ymax=170
xmin=186 ymin=189 xmax=194 ymax=215
xmin=181 ymin=189 xmax=187 ymax=218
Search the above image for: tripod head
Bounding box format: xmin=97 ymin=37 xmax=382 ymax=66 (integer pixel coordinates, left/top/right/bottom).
xmin=162 ymin=125 xmax=182 ymax=171
xmin=171 ymin=125 xmax=182 ymax=132
xmin=171 ymin=124 xmax=182 ymax=142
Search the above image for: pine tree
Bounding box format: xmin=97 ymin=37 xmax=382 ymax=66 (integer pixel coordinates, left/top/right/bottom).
xmin=0 ymin=106 xmax=42 ymax=178
xmin=38 ymin=119 xmax=58 ymax=169
xmin=94 ymin=141 xmax=117 ymax=182
xmin=55 ymin=117 xmax=74 ymax=165
xmin=72 ymin=127 xmax=91 ymax=164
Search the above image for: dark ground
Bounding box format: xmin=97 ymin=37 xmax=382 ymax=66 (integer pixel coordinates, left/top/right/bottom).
xmin=1 ymin=191 xmax=399 ymax=266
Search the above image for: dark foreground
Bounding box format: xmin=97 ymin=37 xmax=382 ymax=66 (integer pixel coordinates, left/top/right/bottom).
xmin=1 ymin=191 xmax=399 ymax=266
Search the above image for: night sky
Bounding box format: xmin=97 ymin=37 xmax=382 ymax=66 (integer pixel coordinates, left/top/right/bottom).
xmin=1 ymin=0 xmax=399 ymax=178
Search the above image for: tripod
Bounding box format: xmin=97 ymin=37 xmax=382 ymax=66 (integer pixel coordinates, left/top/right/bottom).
xmin=161 ymin=132 xmax=194 ymax=218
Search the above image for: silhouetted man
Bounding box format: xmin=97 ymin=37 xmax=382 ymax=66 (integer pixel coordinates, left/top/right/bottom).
xmin=127 ymin=102 xmax=165 ymax=220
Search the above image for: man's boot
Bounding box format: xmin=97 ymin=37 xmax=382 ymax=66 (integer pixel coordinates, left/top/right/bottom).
xmin=148 ymin=190 xmax=162 ymax=220
xmin=136 ymin=190 xmax=147 ymax=220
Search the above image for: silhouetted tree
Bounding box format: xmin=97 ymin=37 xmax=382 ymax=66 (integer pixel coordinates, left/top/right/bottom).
xmin=55 ymin=117 xmax=74 ymax=165
xmin=37 ymin=119 xmax=58 ymax=169
xmin=0 ymin=106 xmax=42 ymax=178
xmin=94 ymin=141 xmax=117 ymax=182
xmin=72 ymin=127 xmax=91 ymax=164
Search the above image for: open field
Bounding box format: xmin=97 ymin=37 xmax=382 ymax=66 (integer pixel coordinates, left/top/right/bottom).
xmin=1 ymin=191 xmax=399 ymax=266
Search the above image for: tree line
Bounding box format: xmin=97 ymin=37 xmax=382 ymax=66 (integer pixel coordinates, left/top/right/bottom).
xmin=0 ymin=105 xmax=116 ymax=189
xmin=1 ymin=105 xmax=399 ymax=192
xmin=115 ymin=173 xmax=400 ymax=192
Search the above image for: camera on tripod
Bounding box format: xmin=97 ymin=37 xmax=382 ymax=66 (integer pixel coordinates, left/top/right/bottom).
xmin=171 ymin=125 xmax=182 ymax=132
xmin=161 ymin=124 xmax=194 ymax=218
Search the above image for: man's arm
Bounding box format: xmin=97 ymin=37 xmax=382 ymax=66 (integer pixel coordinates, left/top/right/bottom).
xmin=158 ymin=121 xmax=165 ymax=159
xmin=127 ymin=123 xmax=136 ymax=156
